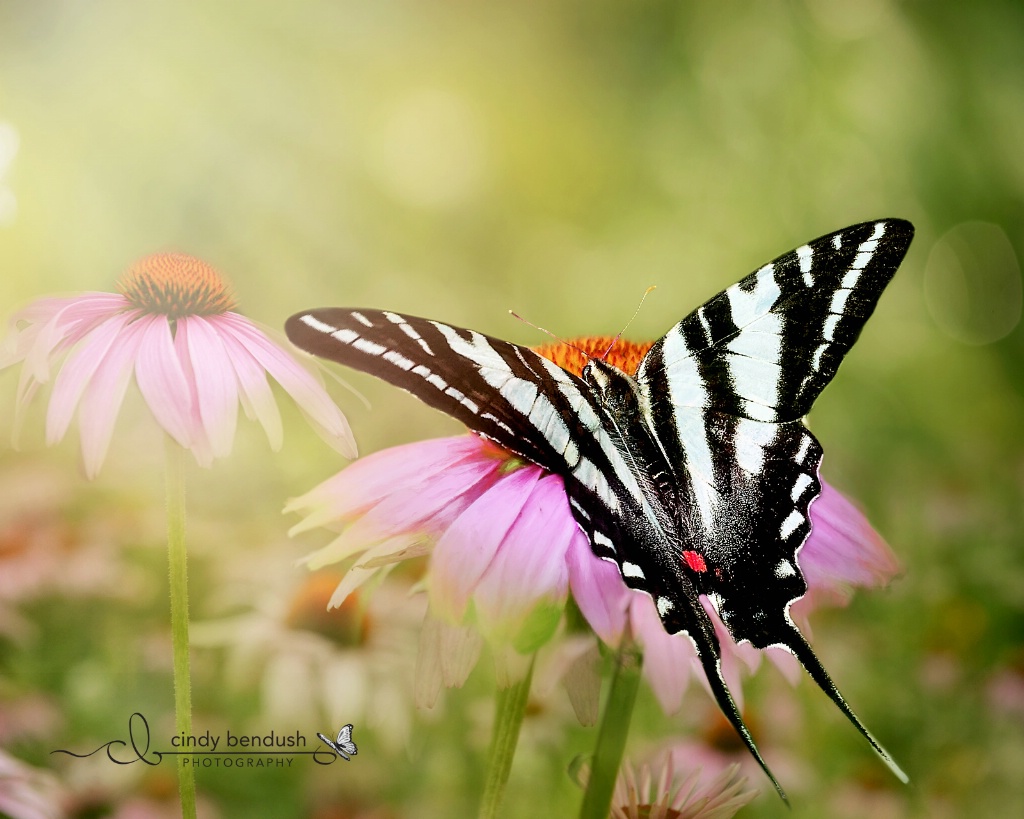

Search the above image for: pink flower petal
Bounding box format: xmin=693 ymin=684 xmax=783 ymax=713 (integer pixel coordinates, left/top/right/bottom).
xmin=473 ymin=474 xmax=572 ymax=646
xmin=18 ymin=294 xmax=128 ymax=383
xmin=180 ymin=316 xmax=238 ymax=459
xmin=77 ymin=317 xmax=148 ymax=477
xmin=220 ymin=313 xmax=357 ymax=459
xmin=133 ymin=314 xmax=194 ymax=449
xmin=430 ymin=466 xmax=543 ymax=623
xmin=342 ymin=459 xmax=499 ymax=545
xmin=802 ymin=479 xmax=900 ymax=597
xmin=286 ymin=436 xmax=497 ymax=534
xmin=217 ymin=326 xmax=283 ymax=450
xmin=567 ymin=530 xmax=631 ymax=646
xmin=45 ymin=313 xmax=127 ymax=444
xmin=172 ymin=319 xmax=213 ymax=467
xmin=630 ymin=595 xmax=695 ymax=715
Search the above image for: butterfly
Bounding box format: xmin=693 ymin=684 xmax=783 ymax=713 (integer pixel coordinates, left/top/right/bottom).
xmin=287 ymin=219 xmax=914 ymax=800
xmin=317 ymin=724 xmax=358 ymax=761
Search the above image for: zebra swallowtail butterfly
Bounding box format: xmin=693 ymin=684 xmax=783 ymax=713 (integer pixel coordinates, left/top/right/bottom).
xmin=286 ymin=219 xmax=914 ymax=800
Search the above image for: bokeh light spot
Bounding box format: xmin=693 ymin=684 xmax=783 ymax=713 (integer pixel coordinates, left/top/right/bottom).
xmin=924 ymin=221 xmax=1022 ymax=346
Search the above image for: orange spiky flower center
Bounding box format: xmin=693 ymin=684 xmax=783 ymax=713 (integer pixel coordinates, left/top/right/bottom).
xmin=118 ymin=253 xmax=237 ymax=318
xmin=533 ymin=336 xmax=653 ymax=378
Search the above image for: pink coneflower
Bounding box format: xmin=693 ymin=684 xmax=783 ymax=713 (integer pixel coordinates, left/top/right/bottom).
xmin=1 ymin=253 xmax=355 ymax=477
xmin=191 ymin=568 xmax=422 ymax=747
xmin=1 ymin=253 xmax=357 ymax=819
xmin=287 ymin=337 xmax=900 ymax=713
xmin=0 ymin=748 xmax=64 ymax=819
xmin=609 ymin=758 xmax=757 ymax=819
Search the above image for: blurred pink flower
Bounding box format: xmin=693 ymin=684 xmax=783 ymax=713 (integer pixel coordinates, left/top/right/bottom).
xmin=609 ymin=757 xmax=757 ymax=819
xmin=287 ymin=433 xmax=900 ymax=712
xmin=1 ymin=253 xmax=355 ymax=477
xmin=0 ymin=749 xmax=63 ymax=819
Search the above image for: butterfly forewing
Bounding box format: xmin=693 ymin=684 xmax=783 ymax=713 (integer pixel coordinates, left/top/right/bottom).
xmin=285 ymin=310 xmax=671 ymax=560
xmin=638 ymin=219 xmax=914 ymax=423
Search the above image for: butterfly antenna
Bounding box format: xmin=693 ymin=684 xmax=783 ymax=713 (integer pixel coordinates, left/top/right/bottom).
xmin=508 ymin=310 xmax=590 ymax=357
xmin=783 ymin=622 xmax=909 ymax=784
xmin=600 ymin=286 xmax=657 ymax=361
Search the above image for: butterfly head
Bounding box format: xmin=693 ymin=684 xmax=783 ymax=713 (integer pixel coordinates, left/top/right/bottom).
xmin=582 ymin=358 xmax=643 ymax=416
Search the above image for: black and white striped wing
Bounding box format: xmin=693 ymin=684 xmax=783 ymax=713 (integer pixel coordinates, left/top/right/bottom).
xmin=284 ymin=309 xmax=653 ymax=559
xmin=639 ymin=219 xmax=914 ymax=424
xmin=636 ymin=219 xmax=912 ymax=641
xmin=635 ymin=219 xmax=913 ymax=782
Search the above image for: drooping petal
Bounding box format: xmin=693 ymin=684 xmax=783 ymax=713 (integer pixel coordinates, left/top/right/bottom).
xmin=286 ymin=436 xmax=498 ymax=535
xmin=800 ymin=479 xmax=900 ymax=605
xmin=133 ymin=313 xmax=194 ymax=448
xmin=473 ymin=474 xmax=572 ymax=649
xmin=220 ymin=312 xmax=357 ymax=459
xmin=172 ymin=317 xmax=214 ymax=467
xmin=414 ymin=612 xmax=484 ymax=708
xmin=77 ymin=316 xmax=148 ymax=477
xmin=630 ymin=595 xmax=695 ymax=715
xmin=45 ymin=313 xmax=127 ymax=444
xmin=429 ymin=466 xmax=543 ymax=623
xmin=217 ymin=322 xmax=283 ymax=450
xmin=180 ymin=316 xmax=239 ymax=459
xmin=567 ymin=529 xmax=631 ymax=646
xmin=562 ymin=640 xmax=602 ymax=727
xmin=325 ymin=534 xmax=419 ymax=607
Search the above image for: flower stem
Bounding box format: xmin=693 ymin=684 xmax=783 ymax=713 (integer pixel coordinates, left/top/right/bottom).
xmin=578 ymin=638 xmax=643 ymax=819
xmin=478 ymin=656 xmax=535 ymax=819
xmin=165 ymin=438 xmax=197 ymax=819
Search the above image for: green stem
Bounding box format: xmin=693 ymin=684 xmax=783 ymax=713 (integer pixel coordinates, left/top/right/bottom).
xmin=165 ymin=438 xmax=197 ymax=819
xmin=578 ymin=638 xmax=643 ymax=819
xmin=478 ymin=656 xmax=536 ymax=819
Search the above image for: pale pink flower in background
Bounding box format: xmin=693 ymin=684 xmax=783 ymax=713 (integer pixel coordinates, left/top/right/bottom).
xmin=287 ymin=431 xmax=900 ymax=713
xmin=608 ymin=758 xmax=757 ymax=819
xmin=0 ymin=121 xmax=18 ymax=226
xmin=0 ymin=253 xmax=355 ymax=477
xmin=191 ymin=566 xmax=422 ymax=749
xmin=0 ymin=749 xmax=63 ymax=819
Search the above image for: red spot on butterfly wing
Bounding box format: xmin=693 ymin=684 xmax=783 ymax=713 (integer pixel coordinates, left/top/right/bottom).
xmin=682 ymin=550 xmax=707 ymax=573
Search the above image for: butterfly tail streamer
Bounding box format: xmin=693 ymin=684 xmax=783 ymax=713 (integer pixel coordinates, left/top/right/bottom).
xmin=680 ymin=614 xmax=789 ymax=804
xmin=694 ymin=642 xmax=788 ymax=803
xmin=781 ymin=624 xmax=909 ymax=784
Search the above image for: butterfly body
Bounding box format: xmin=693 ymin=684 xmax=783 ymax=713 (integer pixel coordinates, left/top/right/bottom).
xmin=287 ymin=220 xmax=915 ymax=799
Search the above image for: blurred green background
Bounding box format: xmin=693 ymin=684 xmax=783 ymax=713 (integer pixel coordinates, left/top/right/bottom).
xmin=1 ymin=1 xmax=1022 ymax=817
